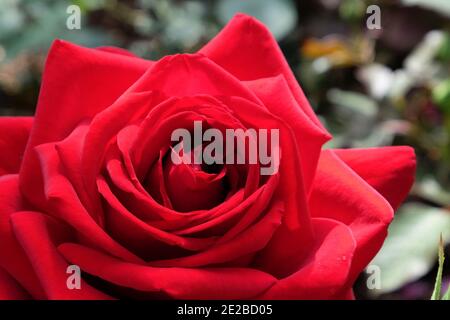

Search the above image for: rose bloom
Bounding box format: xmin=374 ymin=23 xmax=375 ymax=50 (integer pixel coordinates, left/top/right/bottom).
xmin=0 ymin=14 xmax=415 ymax=300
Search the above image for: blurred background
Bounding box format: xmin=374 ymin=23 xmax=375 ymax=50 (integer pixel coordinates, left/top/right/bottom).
xmin=0 ymin=0 xmax=449 ymax=300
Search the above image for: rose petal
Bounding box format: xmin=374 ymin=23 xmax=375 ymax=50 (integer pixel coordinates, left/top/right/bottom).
xmin=105 ymin=138 xmax=236 ymax=230
xmin=58 ymin=243 xmax=277 ymax=299
xmin=148 ymin=200 xmax=282 ymax=267
xmin=244 ymin=76 xmax=330 ymax=192
xmin=97 ymin=176 xmax=217 ymax=260
xmin=219 ymin=96 xmax=310 ymax=230
xmin=81 ymin=91 xmax=165 ymax=205
xmin=259 ymin=218 xmax=356 ymax=299
xmin=0 ymin=267 xmax=30 ymax=300
xmin=144 ymin=149 xmax=173 ymax=209
xmin=34 ymin=142 xmax=142 ymax=263
xmin=217 ymin=96 xmax=315 ymax=277
xmin=333 ymin=147 xmax=416 ymax=210
xmin=10 ymin=211 xmax=112 ymax=299
xmin=29 ymin=40 xmax=152 ymax=145
xmin=173 ymin=173 xmax=278 ymax=239
xmin=129 ymin=53 xmax=260 ymax=105
xmin=309 ymin=150 xmax=395 ymax=285
xmin=163 ymin=149 xmax=226 ymax=212
xmin=0 ymin=175 xmax=45 ymax=299
xmin=20 ymin=40 xmax=152 ymax=209
xmin=54 ymin=92 xmax=165 ymax=224
xmin=200 ymin=13 xmax=329 ymax=134
xmin=0 ymin=117 xmax=33 ymax=176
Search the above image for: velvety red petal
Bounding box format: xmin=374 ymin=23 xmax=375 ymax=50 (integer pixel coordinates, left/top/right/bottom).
xmin=0 ymin=175 xmax=45 ymax=299
xmin=33 ymin=143 xmax=142 ymax=263
xmin=333 ymin=147 xmax=416 ymax=210
xmin=97 ymin=176 xmax=217 ymax=260
xmin=0 ymin=117 xmax=33 ymax=176
xmin=309 ymin=150 xmax=394 ymax=285
xmin=59 ymin=243 xmax=277 ymax=299
xmin=148 ymin=201 xmax=282 ymax=267
xmin=81 ymin=91 xmax=165 ymax=204
xmin=10 ymin=211 xmax=112 ymax=299
xmin=103 ymin=148 xmax=222 ymax=230
xmin=219 ymin=96 xmax=310 ymax=230
xmin=244 ymin=76 xmax=330 ymax=191
xmin=106 ymin=146 xmax=268 ymax=236
xmin=28 ymin=40 xmax=152 ymax=146
xmin=221 ymin=96 xmax=314 ymax=277
xmin=130 ymin=53 xmax=260 ymax=105
xmin=54 ymin=92 xmax=164 ymax=224
xmin=160 ymin=159 xmax=277 ymax=239
xmin=200 ymin=13 xmax=329 ymax=134
xmin=259 ymin=218 xmax=356 ymax=299
xmin=144 ymin=149 xmax=174 ymax=209
xmin=20 ymin=40 xmax=153 ymax=209
xmin=0 ymin=267 xmax=30 ymax=300
xmin=163 ymin=155 xmax=226 ymax=212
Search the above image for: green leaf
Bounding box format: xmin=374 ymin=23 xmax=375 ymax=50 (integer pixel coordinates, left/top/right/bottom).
xmin=442 ymin=282 xmax=450 ymax=300
xmin=432 ymin=79 xmax=450 ymax=113
xmin=431 ymin=235 xmax=445 ymax=300
xmin=369 ymin=203 xmax=450 ymax=296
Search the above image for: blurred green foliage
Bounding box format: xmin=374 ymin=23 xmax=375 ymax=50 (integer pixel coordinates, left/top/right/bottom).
xmin=0 ymin=0 xmax=449 ymax=300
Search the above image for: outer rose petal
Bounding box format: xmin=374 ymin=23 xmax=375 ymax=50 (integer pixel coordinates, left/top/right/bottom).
xmin=0 ymin=117 xmax=33 ymax=176
xmin=0 ymin=175 xmax=45 ymax=299
xmin=20 ymin=40 xmax=153 ymax=208
xmin=200 ymin=13 xmax=329 ymax=135
xmin=333 ymin=147 xmax=416 ymax=210
xmin=129 ymin=53 xmax=260 ymax=105
xmin=0 ymin=267 xmax=30 ymax=300
xmin=10 ymin=211 xmax=112 ymax=299
xmin=26 ymin=40 xmax=151 ymax=146
xmin=309 ymin=150 xmax=396 ymax=285
xmin=259 ymin=218 xmax=356 ymax=299
xmin=58 ymin=243 xmax=277 ymax=299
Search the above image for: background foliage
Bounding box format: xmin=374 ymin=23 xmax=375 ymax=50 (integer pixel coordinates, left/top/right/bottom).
xmin=0 ymin=0 xmax=449 ymax=300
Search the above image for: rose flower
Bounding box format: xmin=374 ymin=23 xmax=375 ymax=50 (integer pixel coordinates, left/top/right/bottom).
xmin=0 ymin=14 xmax=415 ymax=300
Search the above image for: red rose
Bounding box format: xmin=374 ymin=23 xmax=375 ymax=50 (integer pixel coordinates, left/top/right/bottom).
xmin=0 ymin=14 xmax=415 ymax=300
